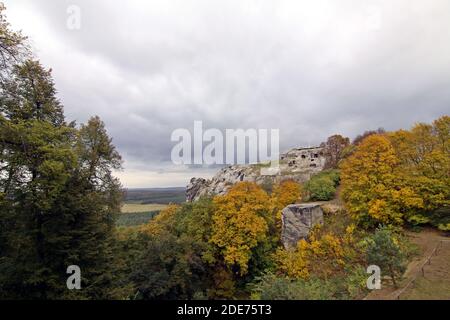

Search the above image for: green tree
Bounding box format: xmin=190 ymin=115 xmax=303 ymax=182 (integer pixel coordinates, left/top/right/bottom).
xmin=304 ymin=170 xmax=339 ymax=201
xmin=366 ymin=227 xmax=406 ymax=287
xmin=0 ymin=59 xmax=122 ymax=299
xmin=131 ymin=199 xmax=216 ymax=299
xmin=0 ymin=3 xmax=29 ymax=84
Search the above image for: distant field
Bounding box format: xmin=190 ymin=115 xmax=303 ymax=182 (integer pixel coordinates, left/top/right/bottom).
xmin=124 ymin=187 xmax=185 ymax=204
xmin=118 ymin=187 xmax=185 ymax=227
xmin=121 ymin=203 xmax=168 ymax=213
xmin=116 ymin=211 xmax=160 ymax=227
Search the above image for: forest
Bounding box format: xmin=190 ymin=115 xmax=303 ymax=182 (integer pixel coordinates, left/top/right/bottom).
xmin=1 ymin=4 xmax=449 ymax=299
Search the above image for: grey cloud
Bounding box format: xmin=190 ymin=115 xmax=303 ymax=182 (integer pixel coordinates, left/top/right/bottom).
xmin=4 ymin=0 xmax=450 ymax=187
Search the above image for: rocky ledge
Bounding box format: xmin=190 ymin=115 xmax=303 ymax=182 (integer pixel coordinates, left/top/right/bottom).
xmin=186 ymin=146 xmax=326 ymax=201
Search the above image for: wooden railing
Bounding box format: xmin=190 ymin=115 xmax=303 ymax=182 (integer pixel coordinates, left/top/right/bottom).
xmin=391 ymin=239 xmax=450 ymax=300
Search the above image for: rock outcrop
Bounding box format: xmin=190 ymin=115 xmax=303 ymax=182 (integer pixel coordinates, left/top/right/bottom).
xmin=281 ymin=203 xmax=324 ymax=249
xmin=186 ymin=146 xmax=325 ymax=201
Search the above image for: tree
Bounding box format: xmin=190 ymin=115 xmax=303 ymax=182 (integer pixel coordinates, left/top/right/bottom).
xmin=340 ymin=134 xmax=423 ymax=228
xmin=0 ymin=59 xmax=122 ymax=299
xmin=132 ymin=198 xmax=217 ymax=299
xmin=320 ymin=134 xmax=350 ymax=169
xmin=0 ymin=3 xmax=29 ymax=84
xmin=388 ymin=116 xmax=450 ymax=226
xmin=366 ymin=227 xmax=406 ymax=287
xmin=130 ymin=230 xmax=207 ymax=300
xmin=211 ymin=182 xmax=271 ymax=275
xmin=1 ymin=60 xmax=65 ymax=125
xmin=271 ymin=179 xmax=302 ymax=231
xmin=352 ymin=128 xmax=385 ymax=146
xmin=304 ymin=170 xmax=339 ymax=201
xmin=271 ymin=180 xmax=302 ymax=209
xmin=59 ymin=116 xmax=123 ymax=299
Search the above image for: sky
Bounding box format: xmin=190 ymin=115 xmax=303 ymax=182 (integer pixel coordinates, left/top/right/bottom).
xmin=3 ymin=0 xmax=450 ymax=187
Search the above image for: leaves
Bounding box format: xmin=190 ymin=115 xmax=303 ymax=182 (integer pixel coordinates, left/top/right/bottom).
xmin=211 ymin=182 xmax=271 ymax=275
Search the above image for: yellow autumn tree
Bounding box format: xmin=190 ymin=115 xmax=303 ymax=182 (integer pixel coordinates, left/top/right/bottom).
xmin=211 ymin=182 xmax=271 ymax=275
xmin=139 ymin=204 xmax=180 ymax=235
xmin=388 ymin=116 xmax=450 ymax=226
xmin=340 ymin=134 xmax=423 ymax=227
xmin=274 ymin=224 xmax=356 ymax=279
xmin=270 ymin=179 xmax=302 ymax=229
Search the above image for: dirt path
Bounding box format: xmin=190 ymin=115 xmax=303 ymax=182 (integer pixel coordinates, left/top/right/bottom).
xmin=364 ymin=228 xmax=449 ymax=300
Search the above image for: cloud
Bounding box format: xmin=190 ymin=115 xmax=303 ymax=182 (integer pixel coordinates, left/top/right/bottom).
xmin=4 ymin=0 xmax=450 ymax=187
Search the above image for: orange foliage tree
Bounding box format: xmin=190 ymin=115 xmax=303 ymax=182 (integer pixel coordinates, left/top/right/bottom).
xmin=340 ymin=134 xmax=423 ymax=227
xmin=211 ymin=182 xmax=271 ymax=275
xmin=270 ymin=179 xmax=302 ymax=230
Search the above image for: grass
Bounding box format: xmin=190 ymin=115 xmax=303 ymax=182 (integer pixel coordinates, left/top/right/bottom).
xmin=121 ymin=203 xmax=168 ymax=213
xmin=401 ymin=239 xmax=450 ymax=300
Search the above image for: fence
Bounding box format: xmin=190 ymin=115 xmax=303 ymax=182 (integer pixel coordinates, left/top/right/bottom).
xmin=392 ymin=239 xmax=450 ymax=300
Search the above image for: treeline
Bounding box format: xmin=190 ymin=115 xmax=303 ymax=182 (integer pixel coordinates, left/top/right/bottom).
xmin=124 ymin=188 xmax=186 ymax=204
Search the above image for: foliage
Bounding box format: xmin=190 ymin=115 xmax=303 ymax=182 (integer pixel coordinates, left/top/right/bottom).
xmin=341 ymin=117 xmax=450 ymax=229
xmin=274 ymin=216 xmax=364 ymax=280
xmin=429 ymin=206 xmax=450 ymax=231
xmin=320 ymin=134 xmax=350 ymax=169
xmin=270 ymin=179 xmax=302 ymax=230
xmin=126 ymin=198 xmax=218 ymax=299
xmin=211 ymin=182 xmax=272 ymax=275
xmin=304 ymin=169 xmax=340 ymax=201
xmin=341 ymin=135 xmax=422 ymax=228
xmin=0 ymin=3 xmax=29 ymax=84
xmin=0 ymin=6 xmax=122 ymax=299
xmin=250 ymin=268 xmax=367 ymax=300
xmin=353 ymin=128 xmax=386 ymax=146
xmin=365 ymin=226 xmax=407 ymax=287
xmin=116 ymin=211 xmax=160 ymax=227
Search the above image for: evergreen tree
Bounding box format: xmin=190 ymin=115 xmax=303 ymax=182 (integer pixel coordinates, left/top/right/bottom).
xmin=0 ymin=60 xmax=122 ymax=299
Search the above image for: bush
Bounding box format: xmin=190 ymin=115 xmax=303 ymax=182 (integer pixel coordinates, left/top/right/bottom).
xmin=250 ymin=270 xmax=367 ymax=300
xmin=429 ymin=206 xmax=450 ymax=231
xmin=250 ymin=274 xmax=334 ymax=300
xmin=304 ymin=170 xmax=340 ymax=201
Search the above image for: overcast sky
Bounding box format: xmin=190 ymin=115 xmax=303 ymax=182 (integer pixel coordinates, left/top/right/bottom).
xmin=4 ymin=0 xmax=450 ymax=187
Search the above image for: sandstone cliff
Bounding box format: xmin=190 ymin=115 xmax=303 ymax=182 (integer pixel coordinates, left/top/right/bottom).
xmin=186 ymin=146 xmax=325 ymax=201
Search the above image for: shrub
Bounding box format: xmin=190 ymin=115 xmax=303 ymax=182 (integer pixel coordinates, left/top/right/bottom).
xmin=304 ymin=170 xmax=340 ymax=201
xmin=429 ymin=206 xmax=450 ymax=231
xmin=250 ymin=274 xmax=334 ymax=300
xmin=250 ymin=270 xmax=367 ymax=300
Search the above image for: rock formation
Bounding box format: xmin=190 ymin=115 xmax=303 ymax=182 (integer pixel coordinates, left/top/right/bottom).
xmin=281 ymin=203 xmax=324 ymax=249
xmin=186 ymin=146 xmax=325 ymax=201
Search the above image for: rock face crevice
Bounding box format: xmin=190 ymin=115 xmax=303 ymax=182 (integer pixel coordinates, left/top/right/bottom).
xmin=186 ymin=146 xmax=325 ymax=201
xmin=281 ymin=203 xmax=324 ymax=249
